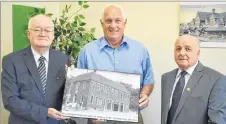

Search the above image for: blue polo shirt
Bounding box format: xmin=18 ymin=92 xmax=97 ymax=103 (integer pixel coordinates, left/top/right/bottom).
xmin=77 ymin=36 xmax=154 ymax=87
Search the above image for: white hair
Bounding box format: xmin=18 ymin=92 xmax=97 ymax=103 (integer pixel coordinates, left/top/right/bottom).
xmin=100 ymin=4 xmax=127 ymax=22
xmin=28 ymin=14 xmax=52 ymax=29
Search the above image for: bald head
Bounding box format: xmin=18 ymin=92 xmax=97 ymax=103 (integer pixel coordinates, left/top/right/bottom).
xmin=101 ymin=4 xmax=126 ymax=22
xmin=174 ymin=34 xmax=200 ymax=70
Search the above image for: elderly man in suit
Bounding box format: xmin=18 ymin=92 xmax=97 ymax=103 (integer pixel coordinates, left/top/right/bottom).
xmin=1 ymin=14 xmax=70 ymax=124
xmin=161 ymin=34 xmax=226 ymax=124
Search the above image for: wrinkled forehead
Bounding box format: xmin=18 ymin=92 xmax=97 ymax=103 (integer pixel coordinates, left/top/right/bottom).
xmin=30 ymin=16 xmax=54 ymax=28
xmin=104 ymin=7 xmax=123 ymax=19
xmin=175 ymin=36 xmax=199 ymax=48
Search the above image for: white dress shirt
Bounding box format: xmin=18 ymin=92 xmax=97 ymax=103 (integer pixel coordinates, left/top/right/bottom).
xmin=169 ymin=61 xmax=198 ymax=108
xmin=31 ymin=46 xmax=49 ymax=77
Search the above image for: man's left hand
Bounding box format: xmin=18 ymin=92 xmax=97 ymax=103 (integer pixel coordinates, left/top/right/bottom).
xmin=139 ymin=93 xmax=149 ymax=108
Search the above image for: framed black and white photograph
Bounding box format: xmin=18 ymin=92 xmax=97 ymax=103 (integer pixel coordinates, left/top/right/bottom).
xmin=180 ymin=2 xmax=226 ymax=48
xmin=61 ymin=68 xmax=140 ymax=122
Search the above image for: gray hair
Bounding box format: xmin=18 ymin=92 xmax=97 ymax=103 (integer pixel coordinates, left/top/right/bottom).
xmin=100 ymin=4 xmax=127 ymax=22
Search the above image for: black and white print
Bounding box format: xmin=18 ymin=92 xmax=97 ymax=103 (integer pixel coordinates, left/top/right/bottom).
xmin=61 ymin=68 xmax=140 ymax=122
xmin=180 ymin=2 xmax=226 ymax=48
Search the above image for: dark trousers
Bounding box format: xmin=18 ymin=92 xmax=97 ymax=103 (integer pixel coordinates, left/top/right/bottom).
xmin=87 ymin=113 xmax=143 ymax=124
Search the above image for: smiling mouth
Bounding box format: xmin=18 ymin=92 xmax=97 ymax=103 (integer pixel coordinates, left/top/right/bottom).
xmin=109 ymin=28 xmax=119 ymax=32
xmin=109 ymin=30 xmax=118 ymax=33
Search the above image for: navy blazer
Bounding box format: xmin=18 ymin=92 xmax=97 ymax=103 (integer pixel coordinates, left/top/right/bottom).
xmin=1 ymin=46 xmax=70 ymax=124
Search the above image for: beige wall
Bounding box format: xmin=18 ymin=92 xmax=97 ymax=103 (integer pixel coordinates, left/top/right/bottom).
xmin=1 ymin=2 xmax=226 ymax=124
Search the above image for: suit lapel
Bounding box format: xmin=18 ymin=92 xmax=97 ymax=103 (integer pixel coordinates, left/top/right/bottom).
xmin=162 ymin=69 xmax=178 ymax=124
xmin=22 ymin=46 xmax=45 ymax=97
xmin=174 ymin=62 xmax=204 ymax=121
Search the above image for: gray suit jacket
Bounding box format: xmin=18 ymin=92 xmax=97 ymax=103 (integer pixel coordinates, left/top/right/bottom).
xmin=161 ymin=62 xmax=226 ymax=124
xmin=1 ymin=46 xmax=70 ymax=124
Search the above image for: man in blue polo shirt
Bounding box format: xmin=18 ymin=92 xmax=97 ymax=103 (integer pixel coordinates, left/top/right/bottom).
xmin=77 ymin=4 xmax=155 ymax=124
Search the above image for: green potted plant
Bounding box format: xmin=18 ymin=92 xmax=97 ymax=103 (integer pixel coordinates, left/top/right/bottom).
xmin=51 ymin=2 xmax=96 ymax=66
xmin=27 ymin=1 xmax=96 ymax=65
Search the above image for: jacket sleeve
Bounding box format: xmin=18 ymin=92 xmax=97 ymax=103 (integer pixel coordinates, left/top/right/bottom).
xmin=208 ymin=75 xmax=226 ymax=124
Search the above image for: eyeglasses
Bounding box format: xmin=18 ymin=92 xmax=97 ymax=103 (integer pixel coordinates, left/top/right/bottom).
xmin=29 ymin=28 xmax=54 ymax=34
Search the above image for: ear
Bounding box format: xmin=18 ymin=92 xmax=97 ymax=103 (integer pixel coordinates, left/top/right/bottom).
xmin=124 ymin=19 xmax=127 ymax=28
xmin=124 ymin=19 xmax=127 ymax=25
xmin=100 ymin=19 xmax=103 ymax=25
xmin=197 ymin=49 xmax=200 ymax=58
xmin=27 ymin=29 xmax=30 ymax=35
xmin=100 ymin=19 xmax=104 ymax=28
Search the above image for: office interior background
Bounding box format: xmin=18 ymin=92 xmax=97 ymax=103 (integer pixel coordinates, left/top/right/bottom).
xmin=1 ymin=2 xmax=226 ymax=124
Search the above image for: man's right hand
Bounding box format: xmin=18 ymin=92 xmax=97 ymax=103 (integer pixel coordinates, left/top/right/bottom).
xmin=91 ymin=119 xmax=105 ymax=123
xmin=48 ymin=108 xmax=69 ymax=120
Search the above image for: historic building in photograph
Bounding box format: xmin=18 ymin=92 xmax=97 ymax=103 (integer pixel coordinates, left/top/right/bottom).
xmin=64 ymin=71 xmax=131 ymax=113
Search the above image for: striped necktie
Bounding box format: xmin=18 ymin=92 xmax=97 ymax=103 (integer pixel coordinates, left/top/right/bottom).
xmin=38 ymin=56 xmax=47 ymax=95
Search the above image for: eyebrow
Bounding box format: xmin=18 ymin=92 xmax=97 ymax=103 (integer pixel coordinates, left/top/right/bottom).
xmin=33 ymin=26 xmax=54 ymax=29
xmin=184 ymin=45 xmax=192 ymax=48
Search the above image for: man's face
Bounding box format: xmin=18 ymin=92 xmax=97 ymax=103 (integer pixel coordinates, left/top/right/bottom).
xmin=101 ymin=6 xmax=126 ymax=42
xmin=174 ymin=36 xmax=200 ymax=70
xmin=27 ymin=15 xmax=54 ymax=49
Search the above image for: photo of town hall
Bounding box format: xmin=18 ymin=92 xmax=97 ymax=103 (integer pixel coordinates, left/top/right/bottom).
xmin=61 ymin=68 xmax=140 ymax=122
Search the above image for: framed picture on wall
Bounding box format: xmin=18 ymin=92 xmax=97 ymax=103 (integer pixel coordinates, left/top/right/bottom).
xmin=179 ymin=2 xmax=226 ymax=48
xmin=61 ymin=68 xmax=140 ymax=122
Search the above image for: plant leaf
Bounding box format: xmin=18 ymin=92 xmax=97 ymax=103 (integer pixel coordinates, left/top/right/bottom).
xmin=78 ymin=27 xmax=85 ymax=31
xmin=74 ymin=16 xmax=79 ymax=21
xmin=91 ymin=28 xmax=96 ymax=33
xmin=41 ymin=9 xmax=45 ymax=14
xmin=83 ymin=5 xmax=89 ymax=9
xmin=34 ymin=8 xmax=39 ymax=13
xmin=79 ymin=22 xmax=86 ymax=26
xmin=68 ymin=5 xmax=72 ymax=10
xmin=46 ymin=13 xmax=53 ymax=17
xmin=78 ymin=1 xmax=83 ymax=6
xmin=79 ymin=14 xmax=85 ymax=19
xmin=59 ymin=19 xmax=65 ymax=25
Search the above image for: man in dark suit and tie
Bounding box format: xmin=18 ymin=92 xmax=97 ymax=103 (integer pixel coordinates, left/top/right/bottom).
xmin=161 ymin=34 xmax=226 ymax=124
xmin=1 ymin=14 xmax=70 ymax=124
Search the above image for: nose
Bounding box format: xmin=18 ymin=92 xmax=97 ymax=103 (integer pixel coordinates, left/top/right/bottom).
xmin=109 ymin=21 xmax=117 ymax=28
xmin=180 ymin=49 xmax=186 ymax=55
xmin=39 ymin=30 xmax=46 ymax=36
